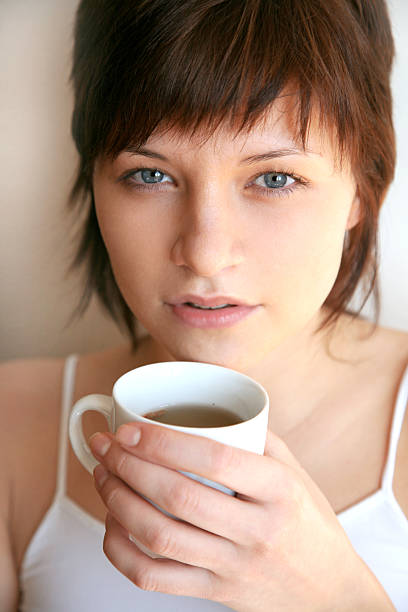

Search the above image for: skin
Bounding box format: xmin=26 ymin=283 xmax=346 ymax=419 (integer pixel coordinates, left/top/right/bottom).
xmin=88 ymin=106 xmax=397 ymax=610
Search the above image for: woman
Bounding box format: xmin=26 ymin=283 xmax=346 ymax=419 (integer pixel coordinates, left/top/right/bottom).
xmin=1 ymin=0 xmax=407 ymax=610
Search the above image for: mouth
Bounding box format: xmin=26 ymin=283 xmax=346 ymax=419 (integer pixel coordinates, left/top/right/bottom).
xmin=166 ymin=295 xmax=259 ymax=329
xmin=168 ymin=294 xmax=252 ymax=307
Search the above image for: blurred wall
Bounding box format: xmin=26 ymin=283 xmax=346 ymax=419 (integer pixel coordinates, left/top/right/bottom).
xmin=0 ymin=0 xmax=125 ymax=360
xmin=0 ymin=0 xmax=407 ymax=362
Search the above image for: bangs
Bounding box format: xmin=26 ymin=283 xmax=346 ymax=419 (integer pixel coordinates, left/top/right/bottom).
xmin=71 ymin=0 xmax=374 ymax=168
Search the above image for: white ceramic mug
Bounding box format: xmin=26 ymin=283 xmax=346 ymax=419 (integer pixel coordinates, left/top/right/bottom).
xmin=69 ymin=361 xmax=269 ymax=557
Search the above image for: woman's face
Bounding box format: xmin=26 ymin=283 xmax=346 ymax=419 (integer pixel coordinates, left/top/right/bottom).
xmin=93 ymin=105 xmax=360 ymax=371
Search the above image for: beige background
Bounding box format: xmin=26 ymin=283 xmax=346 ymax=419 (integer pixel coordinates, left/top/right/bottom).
xmin=1 ymin=0 xmax=407 ymax=362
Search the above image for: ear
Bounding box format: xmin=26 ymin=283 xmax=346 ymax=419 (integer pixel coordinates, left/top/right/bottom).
xmin=346 ymin=193 xmax=362 ymax=230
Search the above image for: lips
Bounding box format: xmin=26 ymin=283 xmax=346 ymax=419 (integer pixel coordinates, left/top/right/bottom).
xmin=166 ymin=294 xmax=259 ymax=328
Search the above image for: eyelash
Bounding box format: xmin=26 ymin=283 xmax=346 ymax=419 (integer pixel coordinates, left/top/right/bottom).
xmin=118 ymin=167 xmax=309 ymax=199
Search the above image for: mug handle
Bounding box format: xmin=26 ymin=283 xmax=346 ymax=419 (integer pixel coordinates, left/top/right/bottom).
xmin=69 ymin=394 xmax=113 ymax=474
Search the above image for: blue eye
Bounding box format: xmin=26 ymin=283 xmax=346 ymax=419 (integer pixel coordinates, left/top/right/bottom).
xmin=255 ymin=172 xmax=295 ymax=189
xmin=135 ymin=169 xmax=172 ymax=184
xmin=119 ymin=167 xmax=174 ymax=188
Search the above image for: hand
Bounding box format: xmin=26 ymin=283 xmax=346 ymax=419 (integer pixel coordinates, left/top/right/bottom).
xmin=89 ymin=424 xmax=395 ymax=612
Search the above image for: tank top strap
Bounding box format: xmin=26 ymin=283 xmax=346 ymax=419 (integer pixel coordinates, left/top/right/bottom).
xmin=55 ymin=354 xmax=79 ymax=499
xmin=381 ymin=362 xmax=408 ymax=492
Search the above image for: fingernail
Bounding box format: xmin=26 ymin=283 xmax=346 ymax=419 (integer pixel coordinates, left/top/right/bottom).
xmin=89 ymin=432 xmax=111 ymax=457
xmin=116 ymin=424 xmax=141 ymax=446
xmin=94 ymin=464 xmax=109 ymax=488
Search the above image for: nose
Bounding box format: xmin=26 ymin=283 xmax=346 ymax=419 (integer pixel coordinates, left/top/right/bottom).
xmin=170 ymin=186 xmax=245 ymax=277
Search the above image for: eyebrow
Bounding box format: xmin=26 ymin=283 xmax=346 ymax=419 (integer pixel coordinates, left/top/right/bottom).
xmin=122 ymin=145 xmax=318 ymax=164
xmin=240 ymin=147 xmax=319 ymax=164
xmin=123 ymin=146 xmax=169 ymax=162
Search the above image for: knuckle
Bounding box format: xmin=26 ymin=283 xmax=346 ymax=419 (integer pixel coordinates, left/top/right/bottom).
xmin=250 ymin=522 xmax=278 ymax=557
xmin=209 ymin=441 xmax=239 ymax=480
xmin=167 ymin=479 xmax=201 ymax=516
xmin=256 ymin=527 xmax=278 ymax=555
xmin=277 ymin=468 xmax=305 ymax=515
xmin=144 ymin=522 xmax=176 ymax=557
xmin=116 ymin=450 xmax=131 ymax=480
xmin=249 ymin=478 xmax=306 ymax=556
xmin=130 ymin=565 xmax=159 ymax=592
xmin=269 ymin=462 xmax=301 ymax=504
xmin=104 ymin=483 xmax=121 ymax=510
xmin=103 ymin=525 xmax=159 ymax=592
xmin=245 ymin=507 xmax=272 ymax=548
xmin=150 ymin=426 xmax=171 ymax=459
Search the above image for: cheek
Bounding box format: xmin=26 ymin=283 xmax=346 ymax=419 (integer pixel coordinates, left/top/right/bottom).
xmin=94 ymin=191 xmax=169 ymax=301
xmin=259 ymin=192 xmax=349 ymax=312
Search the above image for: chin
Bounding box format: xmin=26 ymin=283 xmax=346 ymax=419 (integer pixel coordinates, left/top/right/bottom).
xmin=155 ymin=331 xmax=270 ymax=374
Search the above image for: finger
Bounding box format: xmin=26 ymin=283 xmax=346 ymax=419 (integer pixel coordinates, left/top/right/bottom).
xmin=92 ymin=446 xmax=258 ymax=545
xmin=103 ymin=513 xmax=221 ymax=601
xmin=113 ymin=421 xmax=298 ymax=501
xmin=95 ymin=466 xmax=239 ymax=571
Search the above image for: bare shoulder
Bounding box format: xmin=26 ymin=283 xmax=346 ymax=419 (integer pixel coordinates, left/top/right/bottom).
xmin=342 ymin=315 xmax=408 ymax=354
xmin=0 ymin=356 xmax=66 ymax=483
xmin=0 ymin=342 xmax=138 ymax=508
xmin=0 ymin=342 xmax=136 ymax=433
xmin=335 ymin=316 xmax=408 ymax=376
xmin=371 ymin=322 xmax=408 ymax=359
xmin=369 ymin=323 xmax=408 ymax=513
xmin=376 ymin=322 xmax=408 ymax=408
xmin=0 ymin=357 xmax=66 ymax=463
xmin=0 ymin=356 xmax=65 ymax=417
xmin=378 ymin=325 xmax=408 ymax=503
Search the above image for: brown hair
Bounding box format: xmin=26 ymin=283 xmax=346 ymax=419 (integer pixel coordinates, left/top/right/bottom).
xmin=68 ymin=0 xmax=396 ymax=347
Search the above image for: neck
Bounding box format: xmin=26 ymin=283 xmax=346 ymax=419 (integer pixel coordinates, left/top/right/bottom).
xmin=137 ymin=308 xmax=366 ymax=440
xmin=245 ymin=309 xmax=370 ymax=438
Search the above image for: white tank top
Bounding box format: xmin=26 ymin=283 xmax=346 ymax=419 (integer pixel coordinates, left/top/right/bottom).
xmin=19 ymin=355 xmax=408 ymax=611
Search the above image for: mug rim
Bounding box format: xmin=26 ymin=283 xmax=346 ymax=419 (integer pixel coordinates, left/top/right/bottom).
xmin=111 ymin=361 xmax=269 ymax=431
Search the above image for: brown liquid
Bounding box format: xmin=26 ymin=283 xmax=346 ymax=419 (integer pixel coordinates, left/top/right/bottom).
xmin=142 ymin=403 xmax=244 ymax=427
